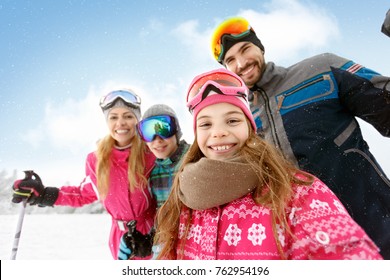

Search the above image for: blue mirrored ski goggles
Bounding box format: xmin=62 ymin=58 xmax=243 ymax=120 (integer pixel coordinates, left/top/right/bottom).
xmin=136 ymin=115 xmax=177 ymax=142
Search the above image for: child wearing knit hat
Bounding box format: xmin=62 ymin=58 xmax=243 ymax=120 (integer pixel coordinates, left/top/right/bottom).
xmin=138 ymin=104 xmax=189 ymax=208
xmin=117 ymin=103 xmax=190 ymax=260
xmin=154 ymin=68 xmax=382 ymax=260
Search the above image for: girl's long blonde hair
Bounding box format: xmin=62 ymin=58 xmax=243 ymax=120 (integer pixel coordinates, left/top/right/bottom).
xmin=95 ymin=133 xmax=148 ymax=199
xmin=155 ymin=121 xmax=313 ymax=259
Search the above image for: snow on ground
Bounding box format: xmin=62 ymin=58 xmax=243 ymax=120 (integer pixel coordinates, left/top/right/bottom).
xmin=1 ymin=215 xmax=389 ymax=280
xmin=0 ymin=214 xmax=112 ymax=260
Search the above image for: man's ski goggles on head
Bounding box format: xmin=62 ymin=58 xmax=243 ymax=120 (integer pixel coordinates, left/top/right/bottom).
xmin=136 ymin=115 xmax=178 ymax=142
xmin=186 ymin=69 xmax=248 ymax=113
xmin=211 ymin=17 xmax=252 ymax=62
xmin=99 ymin=89 xmax=141 ymax=111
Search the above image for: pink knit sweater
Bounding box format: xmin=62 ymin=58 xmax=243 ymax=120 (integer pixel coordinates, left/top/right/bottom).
xmin=177 ymin=176 xmax=382 ymax=260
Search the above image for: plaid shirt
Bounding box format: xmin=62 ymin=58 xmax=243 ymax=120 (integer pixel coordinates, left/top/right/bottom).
xmin=150 ymin=140 xmax=190 ymax=208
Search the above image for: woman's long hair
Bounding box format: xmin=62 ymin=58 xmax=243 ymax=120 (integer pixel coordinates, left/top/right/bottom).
xmin=95 ymin=133 xmax=148 ymax=199
xmin=155 ymin=120 xmax=313 ymax=259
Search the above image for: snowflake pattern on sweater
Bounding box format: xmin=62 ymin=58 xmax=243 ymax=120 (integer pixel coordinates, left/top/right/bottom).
xmin=177 ymin=176 xmax=382 ymax=260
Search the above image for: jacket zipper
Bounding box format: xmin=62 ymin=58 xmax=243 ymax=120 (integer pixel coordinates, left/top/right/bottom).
xmin=277 ymin=75 xmax=328 ymax=109
xmin=258 ymin=88 xmax=282 ymax=149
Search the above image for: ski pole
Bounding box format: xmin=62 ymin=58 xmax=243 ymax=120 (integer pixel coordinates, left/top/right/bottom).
xmin=10 ymin=170 xmax=35 ymax=260
xmin=10 ymin=198 xmax=27 ymax=260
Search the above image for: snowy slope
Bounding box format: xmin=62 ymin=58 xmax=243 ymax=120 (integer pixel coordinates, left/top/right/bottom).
xmin=0 ymin=214 xmax=112 ymax=260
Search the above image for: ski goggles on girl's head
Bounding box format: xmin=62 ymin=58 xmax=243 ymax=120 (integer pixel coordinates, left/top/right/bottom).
xmin=211 ymin=17 xmax=252 ymax=62
xmin=136 ymin=115 xmax=178 ymax=142
xmin=99 ymin=89 xmax=141 ymax=111
xmin=186 ymin=69 xmax=248 ymax=113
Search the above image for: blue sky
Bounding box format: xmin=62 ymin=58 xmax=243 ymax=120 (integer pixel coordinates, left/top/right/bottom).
xmin=0 ymin=0 xmax=389 ymax=186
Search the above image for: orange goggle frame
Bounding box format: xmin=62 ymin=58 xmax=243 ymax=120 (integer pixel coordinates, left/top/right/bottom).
xmin=211 ymin=17 xmax=252 ymax=62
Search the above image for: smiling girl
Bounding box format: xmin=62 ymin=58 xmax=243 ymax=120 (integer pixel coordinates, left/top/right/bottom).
xmin=154 ymin=69 xmax=382 ymax=260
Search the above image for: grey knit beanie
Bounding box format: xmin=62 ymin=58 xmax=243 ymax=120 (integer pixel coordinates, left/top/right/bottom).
xmin=142 ymin=104 xmax=183 ymax=141
xmin=103 ymin=99 xmax=141 ymax=121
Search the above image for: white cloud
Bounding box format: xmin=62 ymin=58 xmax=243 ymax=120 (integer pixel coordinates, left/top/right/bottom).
xmin=174 ymin=0 xmax=340 ymax=64
xmin=171 ymin=19 xmax=214 ymax=63
xmin=22 ymin=89 xmax=105 ymax=155
xmin=240 ymin=0 xmax=340 ymax=63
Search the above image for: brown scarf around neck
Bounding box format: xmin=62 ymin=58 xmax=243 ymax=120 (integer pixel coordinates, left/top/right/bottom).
xmin=178 ymin=157 xmax=260 ymax=210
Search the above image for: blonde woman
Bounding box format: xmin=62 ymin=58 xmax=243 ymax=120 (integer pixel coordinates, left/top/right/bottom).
xmin=12 ymin=89 xmax=156 ymax=259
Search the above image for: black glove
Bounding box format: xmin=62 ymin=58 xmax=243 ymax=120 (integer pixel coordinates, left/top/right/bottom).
xmin=122 ymin=220 xmax=155 ymax=259
xmin=12 ymin=170 xmax=59 ymax=207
